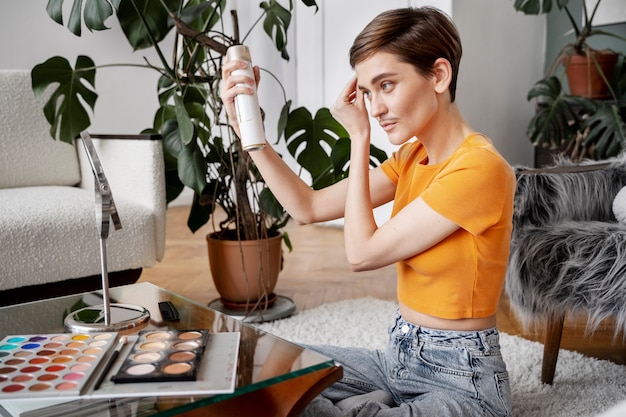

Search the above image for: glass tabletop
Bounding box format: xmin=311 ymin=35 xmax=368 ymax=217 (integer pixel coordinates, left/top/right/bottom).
xmin=0 ymin=282 xmax=335 ymax=416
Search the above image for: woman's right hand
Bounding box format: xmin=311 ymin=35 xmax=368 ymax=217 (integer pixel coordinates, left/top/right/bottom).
xmin=330 ymin=76 xmax=371 ymax=143
xmin=220 ymin=56 xmax=261 ymax=138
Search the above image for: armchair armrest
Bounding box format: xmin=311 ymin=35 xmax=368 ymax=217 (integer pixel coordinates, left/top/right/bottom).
xmin=76 ymin=134 xmax=166 ymax=260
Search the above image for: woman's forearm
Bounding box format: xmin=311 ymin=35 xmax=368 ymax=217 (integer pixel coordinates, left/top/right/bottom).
xmin=249 ymin=141 xmax=346 ymax=224
xmin=344 ymin=137 xmax=378 ymax=269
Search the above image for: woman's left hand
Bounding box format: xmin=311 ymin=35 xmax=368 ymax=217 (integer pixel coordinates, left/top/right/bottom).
xmin=330 ymin=76 xmax=371 ymax=141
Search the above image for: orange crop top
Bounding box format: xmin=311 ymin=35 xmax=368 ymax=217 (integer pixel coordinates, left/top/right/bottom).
xmin=380 ymin=133 xmax=515 ymax=319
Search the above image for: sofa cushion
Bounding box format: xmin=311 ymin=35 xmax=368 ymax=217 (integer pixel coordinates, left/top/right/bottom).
xmin=0 ymin=186 xmax=159 ymax=291
xmin=0 ymin=70 xmax=81 ymax=189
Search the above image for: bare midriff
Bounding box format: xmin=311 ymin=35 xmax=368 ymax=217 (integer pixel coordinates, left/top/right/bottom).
xmin=399 ymin=302 xmax=497 ymax=331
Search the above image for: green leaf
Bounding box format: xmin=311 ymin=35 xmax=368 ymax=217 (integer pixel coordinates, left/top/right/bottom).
xmin=83 ymin=0 xmax=115 ymax=31
xmin=31 ymin=56 xmax=97 ymax=143
xmin=369 ymin=143 xmax=388 ymax=166
xmin=525 ymin=76 xmax=581 ymax=147
xmin=283 ymin=106 xmax=387 ymax=189
xmin=179 ymin=0 xmax=223 ymax=30
xmin=161 ymin=118 xmax=184 ymax=161
xmin=310 ymin=137 xmax=349 ymax=189
xmin=153 ymin=104 xmax=176 ymax=132
xmin=259 ymin=188 xmax=286 ymax=223
xmin=164 ymin=167 xmax=185 ymax=204
xmin=174 ymin=94 xmax=195 ymax=145
xmin=46 ymin=0 xmax=117 ymax=36
xmin=157 ymin=75 xmax=177 ymax=106
xmin=513 ymin=0 xmax=557 ymax=15
xmin=276 ymin=100 xmax=291 ymax=143
xmin=177 ymin=142 xmax=207 ymax=195
xmin=299 ymin=0 xmax=318 ymax=12
xmin=188 ymin=192 xmax=212 ymax=233
xmin=330 ymin=138 xmax=351 ymax=171
xmin=581 ymin=103 xmax=626 ymax=159
xmin=117 ymin=0 xmax=182 ymax=50
xmin=46 ymin=0 xmax=64 ymax=25
xmin=68 ymin=0 xmax=84 ymax=36
xmin=260 ymin=0 xmax=292 ymax=60
xmin=309 ymin=137 xmax=388 ymax=189
xmin=281 ymin=231 xmax=293 ymax=252
xmin=284 ymin=107 xmax=348 ymax=179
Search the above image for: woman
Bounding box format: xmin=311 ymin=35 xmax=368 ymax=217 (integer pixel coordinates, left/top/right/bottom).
xmin=221 ymin=7 xmax=514 ymax=416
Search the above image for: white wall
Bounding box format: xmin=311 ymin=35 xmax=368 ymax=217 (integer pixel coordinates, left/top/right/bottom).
xmin=1 ymin=1 xmax=543 ymax=205
xmin=453 ymin=0 xmax=543 ymax=167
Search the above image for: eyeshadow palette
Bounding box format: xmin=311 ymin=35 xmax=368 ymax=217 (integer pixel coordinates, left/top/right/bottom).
xmin=0 ymin=331 xmax=240 ymax=402
xmin=0 ymin=332 xmax=119 ymax=399
xmin=111 ymin=330 xmax=209 ymax=383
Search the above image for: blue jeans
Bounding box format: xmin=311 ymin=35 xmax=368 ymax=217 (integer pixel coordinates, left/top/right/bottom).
xmin=301 ymin=311 xmax=512 ymax=417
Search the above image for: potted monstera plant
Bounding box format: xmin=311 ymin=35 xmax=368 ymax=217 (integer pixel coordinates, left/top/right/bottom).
xmin=513 ymin=0 xmax=626 ymax=161
xmin=32 ymin=0 xmax=387 ymax=312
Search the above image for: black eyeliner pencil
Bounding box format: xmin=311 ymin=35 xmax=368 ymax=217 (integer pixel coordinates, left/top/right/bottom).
xmin=94 ymin=337 xmax=126 ymax=391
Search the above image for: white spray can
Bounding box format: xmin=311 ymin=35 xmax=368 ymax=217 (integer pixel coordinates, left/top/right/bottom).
xmin=226 ymin=45 xmax=266 ymax=151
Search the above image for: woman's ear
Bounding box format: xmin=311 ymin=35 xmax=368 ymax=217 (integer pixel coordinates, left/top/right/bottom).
xmin=433 ymin=58 xmax=452 ymax=95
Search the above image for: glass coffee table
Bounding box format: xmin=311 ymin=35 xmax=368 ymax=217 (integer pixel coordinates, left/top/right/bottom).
xmin=0 ymin=282 xmax=342 ymax=416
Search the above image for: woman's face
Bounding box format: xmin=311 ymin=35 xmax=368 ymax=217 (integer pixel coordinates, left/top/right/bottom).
xmin=355 ymin=52 xmax=438 ymax=145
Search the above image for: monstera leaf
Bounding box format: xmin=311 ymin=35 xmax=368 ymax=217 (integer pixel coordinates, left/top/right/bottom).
xmin=46 ymin=0 xmax=118 ymax=36
xmin=526 ymin=76 xmax=586 ymax=147
xmin=47 ymin=0 xmax=183 ymax=49
xmin=581 ymin=102 xmax=626 ymax=159
xmin=285 ymin=107 xmax=348 ymax=180
xmin=527 ymin=76 xmax=626 ymax=159
xmin=31 ymin=56 xmax=97 ymax=143
xmin=117 ymin=0 xmax=183 ymax=50
xmin=284 ymin=107 xmax=387 ymax=189
xmin=260 ymin=0 xmax=292 ymax=60
xmin=513 ymin=0 xmax=563 ymax=15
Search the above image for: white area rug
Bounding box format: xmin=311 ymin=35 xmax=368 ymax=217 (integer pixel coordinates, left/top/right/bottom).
xmin=257 ymin=297 xmax=626 ymax=417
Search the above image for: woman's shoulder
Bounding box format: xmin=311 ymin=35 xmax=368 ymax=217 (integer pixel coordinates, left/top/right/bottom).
xmin=457 ymin=133 xmax=512 ymax=169
xmin=387 ymin=139 xmax=427 ymax=165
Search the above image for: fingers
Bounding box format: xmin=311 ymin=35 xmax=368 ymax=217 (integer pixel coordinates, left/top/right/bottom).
xmin=220 ymin=57 xmax=263 ymax=139
xmin=220 ymin=59 xmax=258 ymax=101
xmin=340 ymin=76 xmax=358 ymax=104
xmin=253 ymin=66 xmax=261 ymax=87
xmin=331 ymin=76 xmax=364 ymax=116
xmin=330 ymin=76 xmax=371 ymax=139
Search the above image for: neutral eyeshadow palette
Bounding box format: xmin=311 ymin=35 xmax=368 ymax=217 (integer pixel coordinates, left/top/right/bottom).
xmin=111 ymin=330 xmax=209 ymax=383
xmin=0 ymin=332 xmax=119 ymax=399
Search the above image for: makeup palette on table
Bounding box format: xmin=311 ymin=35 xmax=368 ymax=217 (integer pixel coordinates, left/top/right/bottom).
xmin=0 ymin=332 xmax=119 ymax=399
xmin=0 ymin=330 xmax=240 ymax=403
xmin=111 ymin=329 xmax=209 ymax=383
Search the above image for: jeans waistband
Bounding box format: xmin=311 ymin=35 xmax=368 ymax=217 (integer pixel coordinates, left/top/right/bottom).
xmin=393 ymin=310 xmax=500 ymax=352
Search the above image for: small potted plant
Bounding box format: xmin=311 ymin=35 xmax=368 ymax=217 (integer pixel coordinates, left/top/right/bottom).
xmin=513 ymin=0 xmax=626 ymax=161
xmin=31 ymin=0 xmax=387 ymax=311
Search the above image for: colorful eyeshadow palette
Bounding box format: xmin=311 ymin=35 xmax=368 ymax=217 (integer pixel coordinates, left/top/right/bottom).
xmin=111 ymin=330 xmax=209 ymax=383
xmin=0 ymin=331 xmax=240 ymax=401
xmin=0 ymin=332 xmax=119 ymax=399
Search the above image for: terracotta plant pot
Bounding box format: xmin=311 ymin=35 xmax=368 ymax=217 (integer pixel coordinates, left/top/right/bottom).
xmin=206 ymin=231 xmax=282 ymax=307
xmin=563 ymin=50 xmax=618 ymax=99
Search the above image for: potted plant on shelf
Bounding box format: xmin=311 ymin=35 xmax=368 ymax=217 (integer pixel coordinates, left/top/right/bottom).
xmin=513 ymin=0 xmax=626 ymax=161
xmin=31 ymin=0 xmax=388 ymax=313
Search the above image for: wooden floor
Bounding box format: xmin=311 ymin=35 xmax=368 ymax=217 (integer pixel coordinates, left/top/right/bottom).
xmin=140 ymin=206 xmax=626 ymax=365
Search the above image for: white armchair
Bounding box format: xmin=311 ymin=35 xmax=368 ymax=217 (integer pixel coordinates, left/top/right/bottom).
xmin=0 ymin=70 xmax=166 ymax=305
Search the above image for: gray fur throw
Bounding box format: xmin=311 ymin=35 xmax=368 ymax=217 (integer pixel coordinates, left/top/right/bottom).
xmin=505 ymin=154 xmax=626 ymax=334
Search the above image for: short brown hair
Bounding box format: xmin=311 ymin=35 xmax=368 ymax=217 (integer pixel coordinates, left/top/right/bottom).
xmin=349 ymin=7 xmax=462 ymax=102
